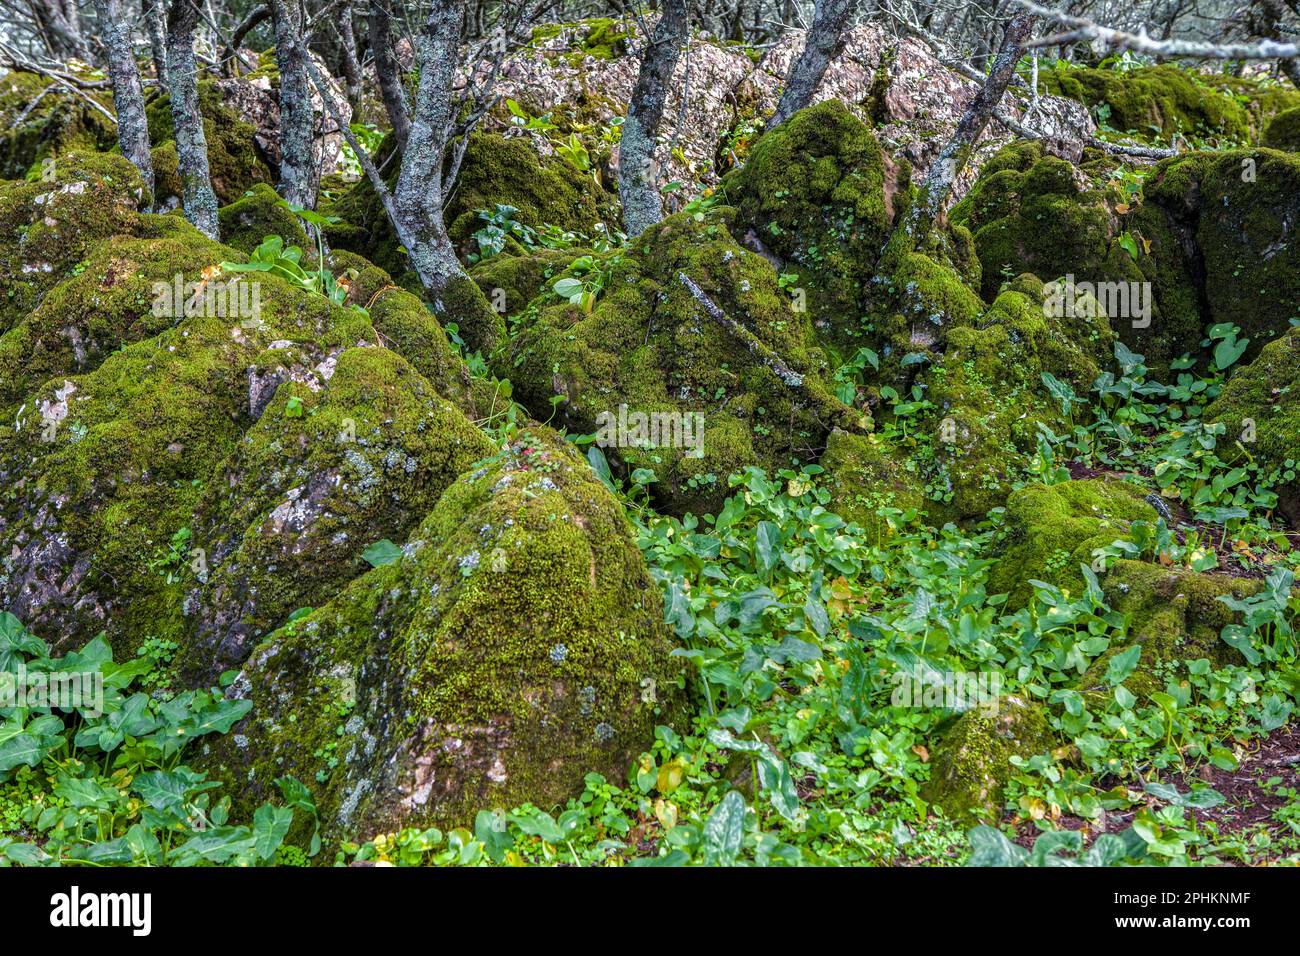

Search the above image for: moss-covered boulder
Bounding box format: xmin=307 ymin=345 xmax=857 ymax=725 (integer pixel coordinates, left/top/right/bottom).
xmin=469 ymin=245 xmax=588 ymax=320
xmin=1204 ymin=326 xmax=1300 ymax=525
xmin=0 ymin=71 xmax=117 ymax=179
xmin=921 ymin=277 xmax=1116 ymax=520
xmin=1081 ymin=560 xmax=1262 ymax=696
xmin=444 ymin=132 xmax=615 ymax=247
xmin=921 ymin=695 xmax=1055 ymax=822
xmin=949 ymin=141 xmax=1145 ymax=305
xmin=720 ymin=100 xmax=898 ymax=350
xmin=1132 ymin=148 xmax=1300 ymax=367
xmin=181 ymin=346 xmax=494 ymax=679
xmin=1038 ymin=65 xmax=1254 ymax=143
xmin=217 ymin=182 xmax=309 ymax=255
xmin=820 ymin=429 xmax=928 ymax=538
xmin=147 ymin=81 xmax=273 ymax=206
xmin=1263 ymin=107 xmax=1300 ymax=152
xmin=498 ymin=208 xmax=864 ymax=514
xmin=987 ymin=478 xmax=1157 ymax=608
xmin=199 ymin=427 xmax=685 ymax=842
xmin=0 ymin=150 xmax=147 ymax=333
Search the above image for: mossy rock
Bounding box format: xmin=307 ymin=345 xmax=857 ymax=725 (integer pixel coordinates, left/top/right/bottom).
xmin=469 ymin=245 xmax=589 ymax=320
xmin=529 ymin=17 xmax=631 ymax=61
xmin=444 ymin=132 xmax=615 ymax=249
xmin=1037 ymin=64 xmax=1253 ymax=143
xmin=1262 ymin=107 xmax=1300 ymax=152
xmin=987 ymin=478 xmax=1157 ymax=608
xmin=198 ymin=427 xmax=686 ymax=844
xmin=0 ymin=70 xmax=117 ymax=179
xmin=721 ymin=100 xmax=897 ymax=351
xmin=921 ymin=695 xmax=1055 ymax=823
xmin=180 ymin=346 xmax=495 ymax=680
xmin=147 ymin=81 xmax=273 ymax=206
xmin=1204 ymin=326 xmax=1300 ymax=525
xmin=1080 ymin=560 xmax=1263 ymax=697
xmin=498 ymin=208 xmax=863 ymax=514
xmin=0 ymin=150 xmax=147 ymax=333
xmin=820 ymin=429 xmax=928 ymax=539
xmin=1134 ymin=148 xmax=1300 ymax=367
xmin=921 ymin=278 xmax=1116 ymax=521
xmin=217 ymin=183 xmax=310 ymax=255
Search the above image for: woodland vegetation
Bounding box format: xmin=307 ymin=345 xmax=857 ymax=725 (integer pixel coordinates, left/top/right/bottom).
xmin=0 ymin=0 xmax=1299 ymax=867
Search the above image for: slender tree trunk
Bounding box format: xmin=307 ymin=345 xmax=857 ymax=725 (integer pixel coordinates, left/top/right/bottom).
xmin=338 ymin=4 xmax=364 ymax=116
xmin=768 ymin=0 xmax=856 ymax=130
xmin=30 ymin=0 xmax=91 ymax=60
xmin=619 ymin=0 xmax=689 ymax=237
xmin=370 ymin=0 xmax=411 ymax=152
xmin=93 ymin=0 xmax=154 ymax=197
xmin=146 ymin=0 xmax=170 ymax=87
xmin=899 ymin=12 xmax=1037 ymax=242
xmin=166 ymin=0 xmax=220 ymax=239
xmin=269 ymin=0 xmax=319 ymax=208
xmin=392 ymin=0 xmax=465 ymax=291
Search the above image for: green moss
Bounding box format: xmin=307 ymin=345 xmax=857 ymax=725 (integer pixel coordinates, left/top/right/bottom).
xmin=1037 ymin=64 xmax=1253 ymax=143
xmin=444 ymin=132 xmax=615 ymax=248
xmin=820 ymin=429 xmax=928 ymax=539
xmin=921 ymin=695 xmax=1055 ymax=822
xmin=1204 ymin=325 xmax=1300 ymax=524
xmin=469 ymin=245 xmax=589 ymax=320
xmin=217 ymin=183 xmax=309 ymax=255
xmin=0 ymin=150 xmax=147 ymax=333
xmin=1262 ymin=106 xmax=1300 ymax=151
xmin=498 ymin=208 xmax=862 ymax=514
xmin=529 ymin=17 xmax=631 ymax=61
xmin=147 ymin=81 xmax=272 ymax=206
xmin=179 ymin=345 xmax=494 ymax=679
xmin=921 ymin=281 xmax=1116 ymax=521
xmin=1136 ymin=148 xmax=1300 ymax=366
xmin=197 ymin=427 xmax=686 ymax=844
xmin=987 ymin=479 xmax=1157 ymax=608
xmin=721 ymin=100 xmax=896 ymax=350
xmin=0 ymin=71 xmax=117 ymax=179
xmin=1080 ymin=560 xmax=1263 ymax=697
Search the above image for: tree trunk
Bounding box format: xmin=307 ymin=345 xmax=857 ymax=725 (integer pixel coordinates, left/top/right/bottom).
xmin=30 ymin=0 xmax=90 ymax=61
xmin=270 ymin=0 xmax=319 ymax=209
xmin=166 ymin=0 xmax=220 ymax=239
xmin=618 ymin=0 xmax=689 ymax=237
xmin=899 ymin=12 xmax=1037 ymax=242
xmin=93 ymin=0 xmax=154 ymax=197
xmin=392 ymin=0 xmax=464 ymax=292
xmin=146 ymin=0 xmax=170 ymax=87
xmin=338 ymin=4 xmax=364 ymax=116
xmin=370 ymin=0 xmax=412 ymax=152
xmin=768 ymin=0 xmax=856 ymax=130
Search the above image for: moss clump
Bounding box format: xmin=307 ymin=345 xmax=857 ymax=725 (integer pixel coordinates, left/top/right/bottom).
xmin=921 ymin=695 xmax=1055 ymax=822
xmin=1037 ymin=64 xmax=1253 ymax=142
xmin=0 ymin=71 xmax=117 ymax=179
xmin=444 ymin=133 xmax=615 ymax=249
xmin=948 ymin=140 xmax=1148 ymax=315
xmin=0 ymin=231 xmax=229 ymax=412
xmin=987 ymin=478 xmax=1157 ymax=608
xmin=529 ymin=17 xmax=631 ymax=61
xmin=217 ymin=183 xmax=309 ymax=255
xmin=1080 ymin=560 xmax=1263 ymax=697
xmin=0 ymin=150 xmax=147 ymax=333
xmin=181 ymin=346 xmax=494 ymax=679
xmin=499 ymin=208 xmax=863 ymax=514
xmin=920 ymin=278 xmax=1117 ymax=520
xmin=1262 ymin=107 xmax=1300 ymax=151
xmin=1204 ymin=326 xmax=1300 ymax=525
xmin=820 ymin=429 xmax=928 ymax=539
xmin=1135 ymin=148 xmax=1300 ymax=366
xmin=469 ymin=245 xmax=589 ymax=320
xmin=721 ymin=100 xmax=897 ymax=350
xmin=199 ymin=427 xmax=686 ymax=844
xmin=147 ymin=81 xmax=272 ymax=206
